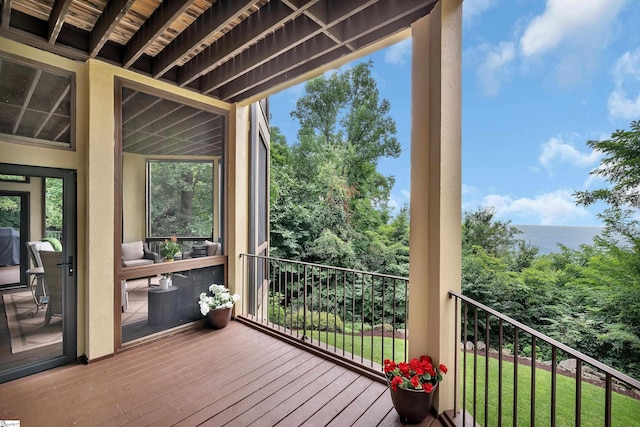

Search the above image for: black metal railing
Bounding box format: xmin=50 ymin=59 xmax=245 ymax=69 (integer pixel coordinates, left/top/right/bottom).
xmin=239 ymin=254 xmax=408 ymax=373
xmin=449 ymin=290 xmax=640 ymax=427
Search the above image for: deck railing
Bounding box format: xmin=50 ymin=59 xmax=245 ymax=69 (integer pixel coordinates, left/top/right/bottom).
xmin=239 ymin=254 xmax=408 ymax=375
xmin=449 ymin=290 xmax=640 ymax=427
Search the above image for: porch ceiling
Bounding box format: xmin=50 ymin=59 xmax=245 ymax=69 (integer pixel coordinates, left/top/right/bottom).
xmin=0 ymin=0 xmax=437 ymax=103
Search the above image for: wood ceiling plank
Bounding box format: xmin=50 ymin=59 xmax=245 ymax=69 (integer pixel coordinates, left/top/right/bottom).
xmin=48 ymin=0 xmax=73 ymax=43
xmin=89 ymin=0 xmax=136 ymax=58
xmin=177 ymin=0 xmax=294 ymax=87
xmin=201 ymin=14 xmax=319 ymax=93
xmin=122 ymin=0 xmax=196 ymax=69
xmin=152 ymin=0 xmax=257 ymax=78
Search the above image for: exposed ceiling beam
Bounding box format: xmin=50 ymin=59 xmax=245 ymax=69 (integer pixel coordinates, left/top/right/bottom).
xmin=1 ymin=0 xmax=12 ymax=29
xmin=152 ymin=0 xmax=257 ymax=78
xmin=200 ymin=14 xmax=319 ymax=93
xmin=89 ymin=0 xmax=136 ymax=58
xmin=122 ymin=0 xmax=196 ymax=69
xmin=48 ymin=0 xmax=73 ymax=44
xmin=177 ymin=0 xmax=295 ymax=87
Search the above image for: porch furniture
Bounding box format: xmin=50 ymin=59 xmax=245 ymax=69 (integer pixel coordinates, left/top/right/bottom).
xmin=26 ymin=241 xmax=55 ymax=313
xmin=40 ymin=251 xmax=63 ymax=325
xmin=147 ymin=287 xmax=178 ymax=326
xmin=121 ymin=241 xmax=158 ymax=267
xmin=0 ymin=227 xmax=20 ymax=266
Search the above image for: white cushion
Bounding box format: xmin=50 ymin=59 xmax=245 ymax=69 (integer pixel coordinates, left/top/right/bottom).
xmin=122 ymin=241 xmax=144 ymax=261
xmin=204 ymin=240 xmax=220 ymax=256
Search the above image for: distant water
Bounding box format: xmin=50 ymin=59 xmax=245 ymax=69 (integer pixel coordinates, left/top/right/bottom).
xmin=513 ymin=225 xmax=605 ymax=254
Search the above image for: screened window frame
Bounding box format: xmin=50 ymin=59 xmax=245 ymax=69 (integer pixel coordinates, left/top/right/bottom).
xmin=0 ymin=52 xmax=76 ymax=150
xmin=145 ymin=159 xmax=216 ymax=240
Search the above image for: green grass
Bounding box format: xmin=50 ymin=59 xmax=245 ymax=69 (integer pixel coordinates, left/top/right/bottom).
xmin=305 ymin=329 xmax=406 ymax=364
xmin=462 ymin=353 xmax=640 ymax=427
xmin=303 ymin=329 xmax=640 ymax=426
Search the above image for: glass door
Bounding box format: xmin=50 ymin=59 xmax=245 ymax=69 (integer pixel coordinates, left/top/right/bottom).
xmin=0 ymin=163 xmax=77 ymax=384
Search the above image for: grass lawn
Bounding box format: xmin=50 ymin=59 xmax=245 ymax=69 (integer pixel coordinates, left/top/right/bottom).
xmin=306 ymin=330 xmax=639 ymax=426
xmin=462 ymin=353 xmax=640 ymax=427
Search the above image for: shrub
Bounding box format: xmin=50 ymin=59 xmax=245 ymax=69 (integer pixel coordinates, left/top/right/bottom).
xmin=286 ymin=309 xmax=344 ymax=332
xmin=268 ymin=292 xmax=286 ymax=325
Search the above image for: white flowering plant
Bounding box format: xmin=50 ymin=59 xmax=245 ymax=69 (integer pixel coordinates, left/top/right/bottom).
xmin=198 ymin=284 xmax=240 ymax=315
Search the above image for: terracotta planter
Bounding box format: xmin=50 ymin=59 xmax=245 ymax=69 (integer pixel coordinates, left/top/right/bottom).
xmin=206 ymin=307 xmax=232 ymax=329
xmin=387 ymin=381 xmax=436 ymax=424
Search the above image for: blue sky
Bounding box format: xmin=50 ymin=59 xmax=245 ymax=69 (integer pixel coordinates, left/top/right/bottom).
xmin=269 ymin=0 xmax=640 ymax=226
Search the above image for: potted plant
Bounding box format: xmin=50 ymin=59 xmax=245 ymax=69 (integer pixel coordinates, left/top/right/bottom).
xmin=383 ymin=356 xmax=448 ymax=423
xmin=160 ymin=236 xmax=181 ymax=261
xmin=198 ymin=284 xmax=240 ymax=329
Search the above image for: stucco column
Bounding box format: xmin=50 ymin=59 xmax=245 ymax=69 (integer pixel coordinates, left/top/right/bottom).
xmin=408 ymin=0 xmax=462 ymax=414
xmin=86 ymin=59 xmax=116 ymax=359
xmin=227 ymin=104 xmax=250 ymax=311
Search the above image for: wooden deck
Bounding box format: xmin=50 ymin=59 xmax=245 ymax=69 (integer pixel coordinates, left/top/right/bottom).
xmin=0 ymin=320 xmax=444 ymax=426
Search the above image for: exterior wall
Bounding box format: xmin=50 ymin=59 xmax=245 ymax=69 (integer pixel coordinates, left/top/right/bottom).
xmin=408 ymin=0 xmax=463 ymax=414
xmin=0 ymin=36 xmax=233 ymax=360
xmin=122 ymin=153 xmax=146 ymax=242
xmin=227 ymin=104 xmax=250 ymax=308
xmin=0 ymin=36 xmax=89 ymax=356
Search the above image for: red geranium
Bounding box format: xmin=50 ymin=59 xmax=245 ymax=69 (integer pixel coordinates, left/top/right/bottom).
xmin=383 ymin=355 xmax=447 ymax=393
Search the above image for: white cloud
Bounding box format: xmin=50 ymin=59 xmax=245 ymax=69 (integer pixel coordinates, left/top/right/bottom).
xmin=463 ymin=0 xmax=498 ymax=24
xmin=608 ymin=48 xmax=640 ymax=120
xmin=384 ymin=39 xmax=412 ymax=66
xmin=477 ymin=42 xmax=515 ymax=95
xmin=483 ymin=190 xmax=588 ymax=225
xmin=538 ymin=136 xmax=601 ymax=172
xmin=520 ymin=0 xmax=626 ymax=58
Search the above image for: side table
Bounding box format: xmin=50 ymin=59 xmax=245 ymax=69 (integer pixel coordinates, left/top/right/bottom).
xmin=148 ymin=286 xmax=179 ymax=326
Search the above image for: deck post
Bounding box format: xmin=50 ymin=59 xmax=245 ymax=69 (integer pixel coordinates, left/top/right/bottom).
xmin=408 ymin=0 xmax=462 ymax=415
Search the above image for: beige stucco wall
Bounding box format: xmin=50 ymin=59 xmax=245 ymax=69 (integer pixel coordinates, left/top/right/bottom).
xmin=0 ymin=37 xmax=234 ymax=360
xmin=0 ymin=36 xmax=89 ymax=355
xmin=408 ymin=0 xmax=462 ymax=414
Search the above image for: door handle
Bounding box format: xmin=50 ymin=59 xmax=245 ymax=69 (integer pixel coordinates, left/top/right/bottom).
xmin=57 ymin=255 xmax=74 ymax=277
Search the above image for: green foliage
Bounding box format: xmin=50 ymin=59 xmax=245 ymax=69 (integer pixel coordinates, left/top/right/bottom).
xmin=0 ymin=195 xmax=20 ymax=229
xmin=285 ymin=309 xmax=344 ymax=332
xmin=45 ymin=178 xmax=63 ymax=232
xmin=148 ymin=161 xmax=213 ymax=237
xmin=268 ymin=292 xmax=286 ymax=325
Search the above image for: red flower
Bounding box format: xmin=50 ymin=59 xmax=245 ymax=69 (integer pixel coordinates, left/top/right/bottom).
xmin=439 ymin=363 xmax=448 ymax=374
xmin=383 ymin=359 xmax=396 ymax=373
xmin=398 ymin=362 xmax=410 ymax=376
xmin=420 ymin=355 xmax=432 ymax=364
xmin=390 ymin=376 xmax=403 ymax=391
xmin=424 ymin=383 xmax=434 ymax=393
xmin=410 ymin=375 xmax=420 ymax=388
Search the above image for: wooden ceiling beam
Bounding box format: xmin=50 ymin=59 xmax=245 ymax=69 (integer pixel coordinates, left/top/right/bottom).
xmin=177 ymin=0 xmax=295 ymax=87
xmin=218 ymin=33 xmax=336 ymax=100
xmin=123 ymin=0 xmax=196 ymax=69
xmin=12 ymin=69 xmax=41 ymax=135
xmin=48 ymin=0 xmax=72 ymax=44
xmin=34 ymin=83 xmax=70 ymax=138
xmin=201 ymin=14 xmax=319 ymax=93
xmin=89 ymin=0 xmax=136 ymax=58
xmin=152 ymin=0 xmax=257 ymax=78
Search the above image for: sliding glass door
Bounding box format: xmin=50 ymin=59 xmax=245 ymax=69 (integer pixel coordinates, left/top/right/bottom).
xmin=0 ymin=163 xmax=77 ymax=384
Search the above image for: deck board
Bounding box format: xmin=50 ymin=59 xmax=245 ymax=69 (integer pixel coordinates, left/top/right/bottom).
xmin=0 ymin=320 xmax=443 ymax=426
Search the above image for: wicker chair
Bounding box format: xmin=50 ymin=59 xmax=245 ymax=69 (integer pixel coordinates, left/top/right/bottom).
xmin=40 ymin=251 xmax=63 ymax=325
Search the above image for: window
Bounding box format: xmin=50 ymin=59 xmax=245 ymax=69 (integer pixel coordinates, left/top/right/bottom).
xmin=0 ymin=55 xmax=74 ymax=148
xmin=147 ymin=160 xmax=213 ymax=238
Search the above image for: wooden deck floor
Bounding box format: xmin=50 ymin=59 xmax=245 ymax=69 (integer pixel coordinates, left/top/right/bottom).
xmin=0 ymin=320 xmax=444 ymax=426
